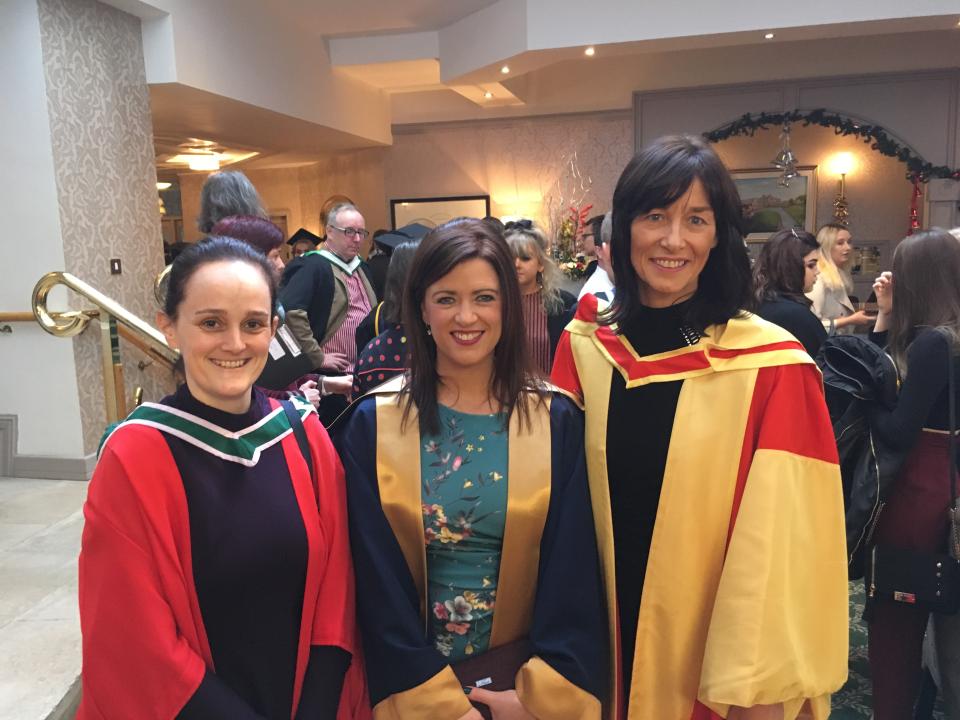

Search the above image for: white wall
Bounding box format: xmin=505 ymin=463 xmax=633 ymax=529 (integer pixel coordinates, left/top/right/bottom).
xmin=0 ymin=0 xmax=84 ymax=458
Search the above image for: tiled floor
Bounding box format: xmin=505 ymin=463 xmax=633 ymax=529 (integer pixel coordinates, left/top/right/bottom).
xmin=0 ymin=478 xmax=86 ymax=720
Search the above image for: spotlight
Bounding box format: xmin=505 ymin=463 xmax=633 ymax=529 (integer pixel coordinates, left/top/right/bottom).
xmin=500 ymin=65 xmax=510 ymax=74
xmin=764 ymin=32 xmax=775 ymax=39
xmin=584 ymin=47 xmax=595 ymax=57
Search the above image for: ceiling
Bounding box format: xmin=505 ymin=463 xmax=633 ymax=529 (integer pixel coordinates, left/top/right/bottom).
xmin=148 ymin=0 xmax=960 ymax=173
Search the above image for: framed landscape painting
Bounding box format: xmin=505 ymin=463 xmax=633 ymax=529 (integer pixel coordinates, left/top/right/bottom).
xmin=733 ymin=167 xmax=818 ymax=241
xmin=390 ymin=195 xmax=491 ymax=229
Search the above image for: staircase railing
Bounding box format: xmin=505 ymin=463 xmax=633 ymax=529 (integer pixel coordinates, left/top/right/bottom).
xmin=19 ymin=271 xmax=180 ymax=423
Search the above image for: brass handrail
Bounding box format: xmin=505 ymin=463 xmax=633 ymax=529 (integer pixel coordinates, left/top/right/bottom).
xmin=32 ymin=271 xmax=179 ymax=422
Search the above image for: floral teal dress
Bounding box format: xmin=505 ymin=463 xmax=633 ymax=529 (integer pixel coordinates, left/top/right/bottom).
xmin=421 ymin=405 xmax=508 ymax=662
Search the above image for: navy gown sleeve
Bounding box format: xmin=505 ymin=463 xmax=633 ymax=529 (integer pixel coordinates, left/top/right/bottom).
xmin=333 ymin=400 xmax=450 ymax=706
xmin=529 ymin=395 xmax=607 ymax=699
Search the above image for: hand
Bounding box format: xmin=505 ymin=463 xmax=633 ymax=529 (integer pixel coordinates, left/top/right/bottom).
xmin=456 ymin=710 xmax=484 ymax=720
xmin=467 ymin=688 xmax=535 ymax=720
xmin=322 ymin=352 xmax=350 ymax=373
xmin=298 ymin=380 xmax=320 ymax=409
xmin=728 ymin=704 xmax=784 ymax=720
xmin=872 ymin=271 xmax=893 ymax=314
xmin=323 ymin=375 xmax=354 ymax=396
xmin=842 ymin=310 xmax=876 ymax=328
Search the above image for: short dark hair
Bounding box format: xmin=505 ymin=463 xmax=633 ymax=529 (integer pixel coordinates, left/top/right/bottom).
xmin=197 ymin=171 xmax=266 ymax=233
xmin=164 ymin=236 xmax=278 ymax=321
xmin=210 ymin=215 xmax=284 ymax=256
xmin=401 ymin=218 xmax=539 ymax=436
xmin=752 ymin=228 xmax=819 ymax=307
xmin=584 ymin=214 xmax=604 ymax=240
xmin=381 ymin=240 xmax=420 ymax=324
xmin=604 ymin=135 xmax=751 ymax=333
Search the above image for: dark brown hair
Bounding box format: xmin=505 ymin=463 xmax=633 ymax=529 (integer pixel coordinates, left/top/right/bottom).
xmin=752 ymin=228 xmax=819 ymax=307
xmin=401 ymin=218 xmax=540 ymax=436
xmin=604 ymin=135 xmax=751 ymax=333
xmin=887 ymin=228 xmax=960 ymax=376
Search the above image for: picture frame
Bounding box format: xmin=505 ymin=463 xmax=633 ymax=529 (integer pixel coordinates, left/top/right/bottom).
xmin=732 ymin=166 xmax=818 ymax=242
xmin=390 ymin=195 xmax=491 ymax=229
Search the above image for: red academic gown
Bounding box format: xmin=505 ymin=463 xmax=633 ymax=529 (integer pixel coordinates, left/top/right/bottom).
xmin=77 ymin=396 xmax=370 ymax=720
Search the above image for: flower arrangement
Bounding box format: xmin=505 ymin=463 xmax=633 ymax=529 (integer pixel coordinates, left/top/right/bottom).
xmin=542 ymin=151 xmax=594 ymax=280
xmin=553 ymin=203 xmax=593 ymax=279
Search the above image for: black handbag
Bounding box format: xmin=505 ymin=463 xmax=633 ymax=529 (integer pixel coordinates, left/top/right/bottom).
xmin=866 ymin=337 xmax=960 ymax=616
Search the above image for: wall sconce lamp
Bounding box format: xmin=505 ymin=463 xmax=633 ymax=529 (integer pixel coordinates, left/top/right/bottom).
xmin=828 ymin=152 xmax=855 ymax=225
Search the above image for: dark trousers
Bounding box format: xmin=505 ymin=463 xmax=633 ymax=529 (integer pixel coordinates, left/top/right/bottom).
xmin=868 ymin=431 xmax=953 ymax=719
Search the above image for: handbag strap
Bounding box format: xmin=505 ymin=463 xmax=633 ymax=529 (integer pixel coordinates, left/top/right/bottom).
xmin=948 ymin=335 xmax=957 ymax=505
xmin=281 ymin=400 xmax=318 ymax=508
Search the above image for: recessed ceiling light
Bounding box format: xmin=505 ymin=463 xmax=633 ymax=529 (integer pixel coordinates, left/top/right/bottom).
xmin=500 ymin=65 xmax=510 ymax=74
xmin=187 ymin=154 xmax=220 ymax=172
xmin=584 ymin=46 xmax=596 ymax=57
xmin=764 ymin=32 xmax=775 ymax=39
xmin=483 ymin=91 xmax=493 ymax=99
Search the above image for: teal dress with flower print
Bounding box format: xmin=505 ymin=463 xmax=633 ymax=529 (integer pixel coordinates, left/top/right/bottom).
xmin=421 ymin=405 xmax=508 ymax=662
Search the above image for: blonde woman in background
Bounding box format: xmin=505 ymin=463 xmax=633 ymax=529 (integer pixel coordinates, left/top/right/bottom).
xmin=504 ymin=220 xmax=577 ymax=375
xmin=807 ymin=223 xmax=874 ymax=334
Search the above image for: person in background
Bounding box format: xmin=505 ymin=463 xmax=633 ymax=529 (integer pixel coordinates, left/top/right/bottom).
xmin=197 ymin=170 xmax=267 ymax=234
xmin=865 ymin=227 xmax=960 ymax=719
xmin=360 ymin=223 xmax=432 ymax=323
xmin=78 ymin=237 xmax=367 ymax=720
xmin=752 ymin=228 xmax=827 ymax=357
xmin=582 ymin=214 xmax=605 ymax=279
xmin=280 ymin=203 xmax=376 ymax=373
xmin=210 ymin=215 xmax=353 ymax=406
xmin=353 ymin=240 xmax=420 ymax=395
xmin=807 ymin=223 xmax=874 ymax=334
xmin=289 ymin=228 xmax=322 ymax=259
xmin=334 ymin=218 xmax=606 ymax=720
xmin=552 ymin=135 xmax=848 ymax=719
xmin=504 ymin=220 xmax=577 ymax=375
xmin=364 ymin=230 xmax=391 ymax=300
xmin=281 ymin=202 xmax=377 ymax=425
xmin=578 ymin=211 xmax=615 ymax=302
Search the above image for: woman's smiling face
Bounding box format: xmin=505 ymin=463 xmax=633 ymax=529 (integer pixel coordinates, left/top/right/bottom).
xmin=158 ymin=259 xmax=277 ymax=413
xmin=629 ymin=178 xmax=718 ymax=307
xmin=421 ymin=257 xmax=502 ymax=380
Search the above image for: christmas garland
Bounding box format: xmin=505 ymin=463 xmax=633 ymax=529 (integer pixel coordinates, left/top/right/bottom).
xmin=703 ymin=109 xmax=960 ymax=182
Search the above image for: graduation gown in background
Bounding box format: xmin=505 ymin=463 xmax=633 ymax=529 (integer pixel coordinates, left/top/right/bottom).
xmin=77 ymin=393 xmax=369 ymax=720
xmin=333 ymin=376 xmax=608 ymax=719
xmin=551 ymin=296 xmax=849 ymax=720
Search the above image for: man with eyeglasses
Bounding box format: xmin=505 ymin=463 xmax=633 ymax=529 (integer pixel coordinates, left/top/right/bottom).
xmin=279 ymin=202 xmax=378 ymax=420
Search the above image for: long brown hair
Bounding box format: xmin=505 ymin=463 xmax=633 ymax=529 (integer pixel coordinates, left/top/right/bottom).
xmin=887 ymin=228 xmax=960 ymax=376
xmin=401 ymin=218 xmax=540 ymax=436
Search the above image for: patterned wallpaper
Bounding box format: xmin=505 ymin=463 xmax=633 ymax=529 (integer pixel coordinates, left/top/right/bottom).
xmin=385 ymin=112 xmax=635 ymax=228
xmin=38 ymin=0 xmax=171 ymax=454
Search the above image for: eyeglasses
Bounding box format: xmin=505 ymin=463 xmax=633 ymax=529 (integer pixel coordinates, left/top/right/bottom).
xmin=329 ymin=224 xmax=370 ymax=240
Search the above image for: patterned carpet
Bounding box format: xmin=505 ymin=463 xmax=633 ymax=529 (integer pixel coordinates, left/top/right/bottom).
xmin=830 ymin=581 xmax=945 ymax=719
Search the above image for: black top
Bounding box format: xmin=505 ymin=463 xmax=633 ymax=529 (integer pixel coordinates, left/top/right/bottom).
xmin=547 ymin=289 xmax=578 ymax=365
xmin=756 ymin=294 xmax=827 ymax=358
xmin=605 ymin=302 xmax=691 ymax=697
xmin=164 ymin=386 xmax=347 ymax=720
xmin=869 ymin=328 xmax=960 ymax=450
xmin=365 ymin=253 xmax=390 ymax=300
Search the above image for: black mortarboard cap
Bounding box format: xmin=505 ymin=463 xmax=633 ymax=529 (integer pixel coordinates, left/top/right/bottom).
xmin=374 ymin=222 xmax=432 ymax=252
xmin=287 ymin=227 xmax=322 ymax=247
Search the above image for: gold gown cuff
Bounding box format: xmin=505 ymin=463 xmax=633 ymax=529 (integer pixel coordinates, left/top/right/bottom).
xmin=515 ymin=656 xmax=601 ymax=720
xmin=372 ymin=665 xmax=471 ymax=720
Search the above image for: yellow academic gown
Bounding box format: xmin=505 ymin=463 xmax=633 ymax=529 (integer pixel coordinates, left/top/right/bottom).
xmin=551 ymin=296 xmax=848 ymax=720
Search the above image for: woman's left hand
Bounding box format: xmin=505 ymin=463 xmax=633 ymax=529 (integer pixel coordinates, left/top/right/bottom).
xmin=466 ymin=688 xmax=535 ymax=720
xmin=298 ymin=380 xmax=321 ymax=409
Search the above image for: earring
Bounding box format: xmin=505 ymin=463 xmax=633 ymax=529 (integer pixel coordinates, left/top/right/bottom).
xmin=426 ymin=325 xmax=432 ymax=336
